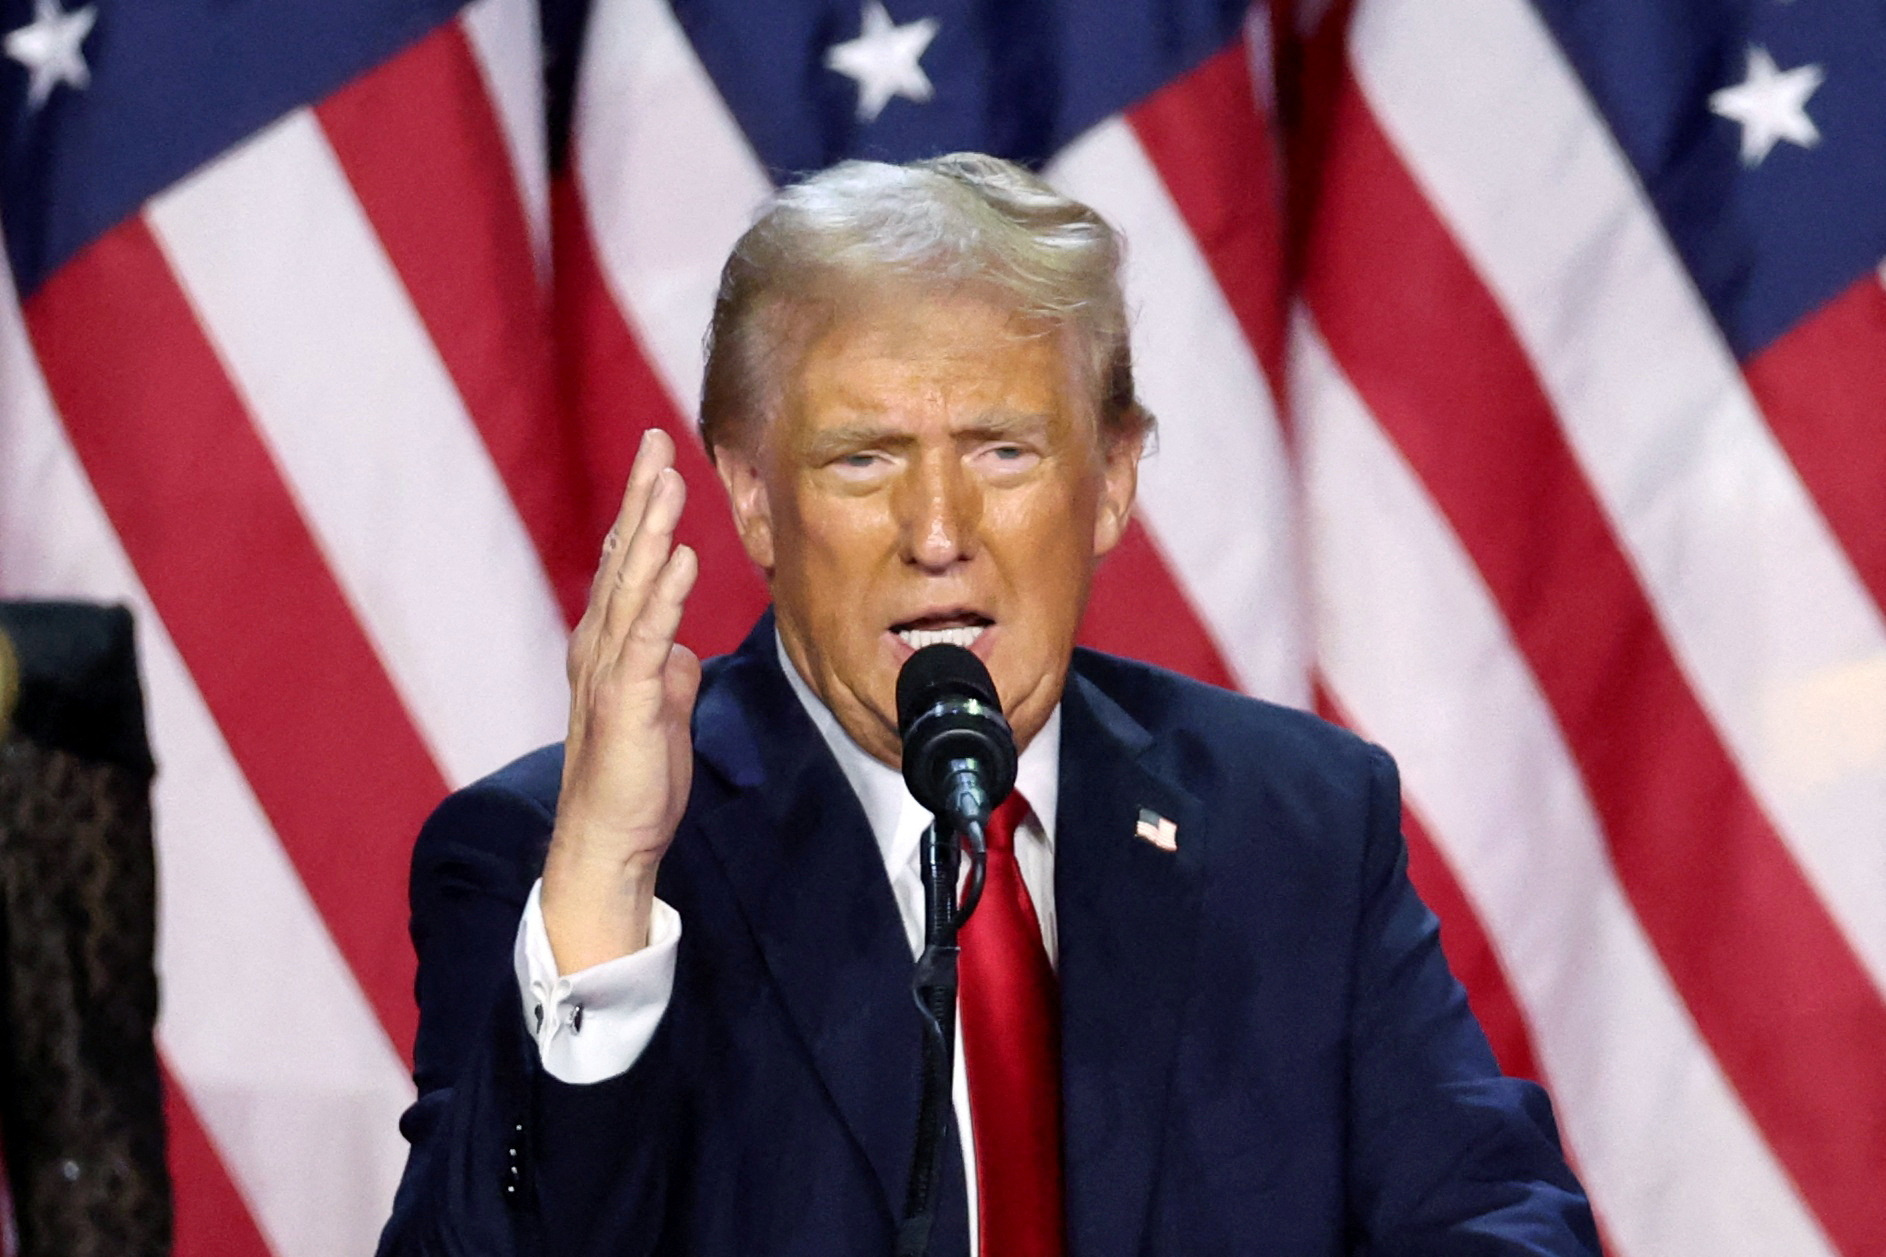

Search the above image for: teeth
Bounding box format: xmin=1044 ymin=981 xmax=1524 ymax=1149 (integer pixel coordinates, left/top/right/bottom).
xmin=897 ymin=625 xmax=986 ymax=650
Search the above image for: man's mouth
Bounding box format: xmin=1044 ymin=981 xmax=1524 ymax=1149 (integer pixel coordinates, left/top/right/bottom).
xmin=892 ymin=613 xmax=992 ymax=651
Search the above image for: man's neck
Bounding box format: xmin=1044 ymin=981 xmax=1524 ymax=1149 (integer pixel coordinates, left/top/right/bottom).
xmin=772 ymin=629 xmax=1062 ymax=850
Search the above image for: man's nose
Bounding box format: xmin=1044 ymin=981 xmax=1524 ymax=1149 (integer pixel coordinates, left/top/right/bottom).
xmin=899 ymin=454 xmax=979 ymax=571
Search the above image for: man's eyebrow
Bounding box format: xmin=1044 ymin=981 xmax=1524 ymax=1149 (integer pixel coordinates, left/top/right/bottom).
xmin=801 ymin=410 xmax=1054 ymax=461
xmin=802 ymin=421 xmax=910 ymax=461
xmin=956 ymin=409 xmax=1053 ymax=439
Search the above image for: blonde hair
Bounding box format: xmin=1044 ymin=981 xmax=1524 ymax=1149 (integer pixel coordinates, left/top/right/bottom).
xmin=699 ymin=153 xmax=1151 ymax=455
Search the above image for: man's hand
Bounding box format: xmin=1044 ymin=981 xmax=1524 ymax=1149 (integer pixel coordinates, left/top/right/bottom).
xmin=542 ymin=429 xmax=702 ymax=972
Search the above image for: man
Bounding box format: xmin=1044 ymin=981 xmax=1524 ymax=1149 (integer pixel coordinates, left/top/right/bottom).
xmin=378 ymin=154 xmax=1598 ymax=1255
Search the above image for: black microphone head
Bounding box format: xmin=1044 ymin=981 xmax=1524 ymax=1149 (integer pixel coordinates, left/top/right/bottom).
xmin=895 ymin=644 xmax=1017 ymax=818
xmin=896 ymin=642 xmax=999 ymax=734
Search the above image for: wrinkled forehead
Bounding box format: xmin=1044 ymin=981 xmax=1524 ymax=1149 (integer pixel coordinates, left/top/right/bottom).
xmin=752 ymin=275 xmax=1095 ymax=438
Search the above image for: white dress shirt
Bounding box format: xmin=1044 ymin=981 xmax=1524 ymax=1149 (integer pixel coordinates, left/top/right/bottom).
xmin=514 ymin=637 xmax=1061 ymax=1254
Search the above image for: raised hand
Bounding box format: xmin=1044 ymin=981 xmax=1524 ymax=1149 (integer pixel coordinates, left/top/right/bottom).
xmin=541 ymin=429 xmax=702 ymax=971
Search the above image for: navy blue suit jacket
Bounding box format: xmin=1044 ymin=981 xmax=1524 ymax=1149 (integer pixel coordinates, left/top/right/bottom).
xmin=378 ymin=613 xmax=1598 ymax=1256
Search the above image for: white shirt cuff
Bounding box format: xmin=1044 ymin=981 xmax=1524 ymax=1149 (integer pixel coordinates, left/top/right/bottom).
xmin=512 ymin=878 xmax=681 ymax=1084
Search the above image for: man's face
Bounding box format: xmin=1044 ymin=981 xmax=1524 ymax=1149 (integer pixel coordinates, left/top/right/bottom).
xmin=716 ymin=288 xmax=1139 ymax=766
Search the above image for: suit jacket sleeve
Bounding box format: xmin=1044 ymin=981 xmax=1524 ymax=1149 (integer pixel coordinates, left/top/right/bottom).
xmin=374 ymin=776 xmax=683 ymax=1257
xmin=1345 ymin=744 xmax=1599 ymax=1254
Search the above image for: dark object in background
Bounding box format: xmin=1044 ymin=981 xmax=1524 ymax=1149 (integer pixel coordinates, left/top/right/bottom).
xmin=0 ymin=602 xmax=171 ymax=1257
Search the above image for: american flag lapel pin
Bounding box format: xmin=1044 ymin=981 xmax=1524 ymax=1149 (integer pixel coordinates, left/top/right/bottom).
xmin=1134 ymin=807 xmax=1179 ymax=852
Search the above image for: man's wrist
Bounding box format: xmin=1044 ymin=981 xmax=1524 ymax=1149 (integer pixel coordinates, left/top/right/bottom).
xmin=540 ymin=840 xmax=663 ymax=972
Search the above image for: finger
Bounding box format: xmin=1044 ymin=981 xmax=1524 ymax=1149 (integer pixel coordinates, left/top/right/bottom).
xmin=663 ymin=641 xmax=702 ymax=702
xmin=662 ymin=642 xmax=704 ymax=723
xmin=601 ymin=468 xmax=688 ymax=642
xmin=591 ymin=428 xmax=676 ymax=600
xmin=595 ymin=428 xmax=673 ymax=584
xmin=619 ymin=541 xmax=698 ymax=678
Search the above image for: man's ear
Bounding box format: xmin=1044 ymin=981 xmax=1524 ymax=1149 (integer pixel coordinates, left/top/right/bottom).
xmin=714 ymin=443 xmax=776 ymax=571
xmin=1092 ymin=426 xmax=1141 ymax=559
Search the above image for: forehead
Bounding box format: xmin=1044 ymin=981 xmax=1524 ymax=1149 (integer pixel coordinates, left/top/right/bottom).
xmin=783 ymin=289 xmax=1077 ymax=425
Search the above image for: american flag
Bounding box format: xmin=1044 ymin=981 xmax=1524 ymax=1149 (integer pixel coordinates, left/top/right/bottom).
xmin=1 ymin=0 xmax=1880 ymax=1253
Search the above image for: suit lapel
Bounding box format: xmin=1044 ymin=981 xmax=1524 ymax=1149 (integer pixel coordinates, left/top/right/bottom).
xmin=689 ymin=616 xmax=941 ymax=1231
xmin=1055 ymin=669 xmax=1205 ymax=1257
xmin=689 ymin=622 xmax=1197 ymax=1253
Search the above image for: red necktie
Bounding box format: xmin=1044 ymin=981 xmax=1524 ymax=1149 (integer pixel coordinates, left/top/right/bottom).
xmin=958 ymin=792 xmax=1063 ymax=1256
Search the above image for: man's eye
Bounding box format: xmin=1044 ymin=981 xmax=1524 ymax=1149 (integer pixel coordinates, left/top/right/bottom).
xmin=838 ymin=452 xmax=880 ymax=468
xmin=978 ymin=443 xmax=1039 ymax=470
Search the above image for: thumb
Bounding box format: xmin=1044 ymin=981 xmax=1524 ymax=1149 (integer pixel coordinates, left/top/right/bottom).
xmin=663 ymin=643 xmax=702 ymax=714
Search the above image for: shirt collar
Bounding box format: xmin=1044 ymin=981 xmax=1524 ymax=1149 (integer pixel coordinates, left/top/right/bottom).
xmin=774 ymin=631 xmax=1061 ymax=870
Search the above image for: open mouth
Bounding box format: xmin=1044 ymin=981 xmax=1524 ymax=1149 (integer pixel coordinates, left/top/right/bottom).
xmin=892 ymin=613 xmax=992 ymax=651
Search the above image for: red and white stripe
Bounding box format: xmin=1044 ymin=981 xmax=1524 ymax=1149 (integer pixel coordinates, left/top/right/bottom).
xmin=1350 ymin=0 xmax=1886 ymax=995
xmin=461 ymin=0 xmax=551 ymax=271
xmin=145 ymin=109 xmax=568 ymax=787
xmin=0 ymin=260 xmax=413 ymax=1257
xmin=553 ymin=0 xmax=772 ymax=659
xmin=0 ymin=1 xmax=562 ymax=1253
xmin=1048 ymin=115 xmax=1307 ymax=706
xmin=1297 ymin=314 xmax=1835 ymax=1257
xmin=1295 ymin=0 xmax=1886 ymax=1252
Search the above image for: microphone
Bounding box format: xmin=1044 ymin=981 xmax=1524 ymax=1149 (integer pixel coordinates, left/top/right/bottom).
xmin=894 ymin=644 xmax=1015 ymax=1257
xmin=896 ymin=643 xmax=1018 ymax=837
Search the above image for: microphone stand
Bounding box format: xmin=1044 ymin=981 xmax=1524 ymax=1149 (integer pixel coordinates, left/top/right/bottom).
xmin=895 ymin=817 xmax=986 ymax=1257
